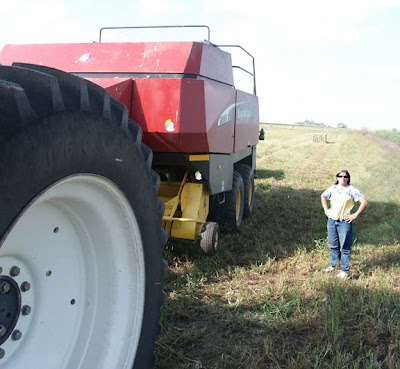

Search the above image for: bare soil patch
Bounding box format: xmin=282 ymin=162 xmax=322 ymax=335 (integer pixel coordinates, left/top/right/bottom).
xmin=363 ymin=130 xmax=400 ymax=153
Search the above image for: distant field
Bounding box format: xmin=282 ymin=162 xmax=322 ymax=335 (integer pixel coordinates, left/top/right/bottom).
xmin=373 ymin=130 xmax=400 ymax=146
xmin=155 ymin=126 xmax=400 ymax=369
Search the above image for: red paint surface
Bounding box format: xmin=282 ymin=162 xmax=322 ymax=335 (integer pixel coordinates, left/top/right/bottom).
xmin=0 ymin=42 xmax=233 ymax=85
xmin=129 ymin=78 xmax=234 ymax=153
xmin=234 ymin=91 xmax=260 ymax=152
xmin=0 ymin=41 xmax=258 ymax=154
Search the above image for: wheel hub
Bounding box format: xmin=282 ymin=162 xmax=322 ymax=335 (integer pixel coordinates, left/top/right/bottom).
xmin=0 ymin=174 xmax=145 ymax=368
xmin=0 ymin=275 xmax=21 ymax=345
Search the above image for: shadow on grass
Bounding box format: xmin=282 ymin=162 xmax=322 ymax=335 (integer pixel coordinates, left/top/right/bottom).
xmin=165 ymin=187 xmax=326 ymax=267
xmin=155 ymin=282 xmax=400 ymax=369
xmin=361 ymin=250 xmax=400 ymax=273
xmin=356 ymin=201 xmax=400 ymax=246
xmin=164 ymin=185 xmax=400 ymax=274
xmin=255 ymin=169 xmax=285 ymax=180
xmin=159 ymin=184 xmax=400 ymax=368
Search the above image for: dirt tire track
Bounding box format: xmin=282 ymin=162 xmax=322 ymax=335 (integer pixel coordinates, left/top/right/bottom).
xmin=363 ymin=130 xmax=400 ymax=153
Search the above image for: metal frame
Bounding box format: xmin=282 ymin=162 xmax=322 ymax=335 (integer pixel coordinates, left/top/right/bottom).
xmin=98 ymin=26 xmax=256 ymax=95
xmin=216 ymin=44 xmax=257 ymax=95
xmin=153 ymin=147 xmax=256 ymax=196
xmin=159 ymin=170 xmax=209 ymax=241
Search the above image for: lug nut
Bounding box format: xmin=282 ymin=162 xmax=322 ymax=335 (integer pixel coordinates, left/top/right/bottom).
xmin=0 ymin=326 xmax=6 ymax=337
xmin=11 ymin=330 xmax=22 ymax=341
xmin=0 ymin=348 xmax=4 ymax=359
xmin=0 ymin=282 xmax=10 ymax=294
xmin=21 ymin=305 xmax=31 ymax=316
xmin=10 ymin=266 xmax=20 ymax=277
xmin=21 ymin=281 xmax=31 ymax=292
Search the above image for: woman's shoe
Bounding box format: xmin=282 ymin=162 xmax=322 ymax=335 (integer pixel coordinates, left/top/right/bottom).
xmin=337 ymin=271 xmax=348 ymax=279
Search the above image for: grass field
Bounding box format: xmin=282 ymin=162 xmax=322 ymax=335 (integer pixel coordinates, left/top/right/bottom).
xmin=155 ymin=125 xmax=400 ymax=369
xmin=373 ymin=130 xmax=400 ymax=146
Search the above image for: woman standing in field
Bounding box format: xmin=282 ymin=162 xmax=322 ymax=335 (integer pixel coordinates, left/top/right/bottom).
xmin=321 ymin=170 xmax=368 ymax=278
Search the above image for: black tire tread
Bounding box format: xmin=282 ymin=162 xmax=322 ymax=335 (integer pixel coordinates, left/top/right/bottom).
xmin=0 ymin=64 xmax=165 ymax=369
xmin=13 ymin=63 xmax=91 ymax=112
xmin=0 ymin=65 xmax=65 ymax=117
xmin=0 ymin=80 xmax=38 ymax=138
xmin=235 ymin=164 xmax=255 ymax=218
xmin=0 ymin=64 xmax=159 ymax=196
xmin=200 ymin=221 xmax=219 ymax=255
xmin=220 ymin=171 xmax=244 ymax=232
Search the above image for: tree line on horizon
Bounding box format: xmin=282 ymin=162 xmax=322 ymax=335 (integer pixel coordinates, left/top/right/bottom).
xmin=295 ymin=119 xmax=347 ymax=128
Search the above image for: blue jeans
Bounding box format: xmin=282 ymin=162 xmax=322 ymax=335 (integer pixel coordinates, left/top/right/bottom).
xmin=327 ymin=218 xmax=353 ymax=273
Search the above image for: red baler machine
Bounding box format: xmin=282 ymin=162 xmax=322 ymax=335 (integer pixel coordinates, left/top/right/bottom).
xmin=0 ymin=25 xmax=261 ymax=254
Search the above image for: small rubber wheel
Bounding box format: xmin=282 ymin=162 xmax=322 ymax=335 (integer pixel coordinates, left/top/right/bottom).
xmin=200 ymin=222 xmax=219 ymax=255
xmin=235 ymin=164 xmax=255 ymax=218
xmin=220 ymin=171 xmax=244 ymax=232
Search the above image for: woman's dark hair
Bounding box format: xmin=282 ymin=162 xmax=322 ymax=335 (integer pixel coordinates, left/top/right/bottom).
xmin=335 ymin=169 xmax=351 ymax=185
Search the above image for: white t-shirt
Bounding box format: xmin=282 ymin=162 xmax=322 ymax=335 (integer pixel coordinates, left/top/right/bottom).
xmin=321 ymin=185 xmax=364 ymax=220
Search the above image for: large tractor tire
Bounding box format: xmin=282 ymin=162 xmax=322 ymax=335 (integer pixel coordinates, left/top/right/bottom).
xmin=0 ymin=64 xmax=165 ymax=369
xmin=235 ymin=164 xmax=255 ymax=218
xmin=220 ymin=171 xmax=244 ymax=232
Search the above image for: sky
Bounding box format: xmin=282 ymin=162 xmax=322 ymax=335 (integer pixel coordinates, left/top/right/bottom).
xmin=1 ymin=0 xmax=400 ymax=130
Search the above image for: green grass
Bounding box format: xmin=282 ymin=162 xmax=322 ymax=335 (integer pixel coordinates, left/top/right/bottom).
xmin=155 ymin=126 xmax=400 ymax=369
xmin=373 ymin=130 xmax=400 ymax=146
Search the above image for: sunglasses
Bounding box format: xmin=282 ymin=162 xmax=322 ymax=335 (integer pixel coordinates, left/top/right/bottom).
xmin=337 ymin=175 xmax=348 ymax=178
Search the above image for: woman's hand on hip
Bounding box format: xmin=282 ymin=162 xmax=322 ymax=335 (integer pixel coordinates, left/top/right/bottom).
xmin=344 ymin=214 xmax=357 ymax=223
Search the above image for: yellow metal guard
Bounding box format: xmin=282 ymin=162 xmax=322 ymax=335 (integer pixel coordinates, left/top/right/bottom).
xmin=158 ymin=171 xmax=209 ymax=241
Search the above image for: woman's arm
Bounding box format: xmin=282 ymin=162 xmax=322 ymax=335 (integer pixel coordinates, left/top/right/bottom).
xmin=321 ymin=196 xmax=330 ymax=217
xmin=344 ymin=197 xmax=368 ymax=223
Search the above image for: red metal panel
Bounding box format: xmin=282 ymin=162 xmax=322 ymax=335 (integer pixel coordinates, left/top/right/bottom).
xmin=173 ymin=78 xmax=234 ymax=154
xmin=203 ymin=80 xmax=235 ymax=154
xmin=0 ymin=41 xmax=257 ymax=156
xmin=0 ymin=43 xmax=201 ymax=74
xmin=132 ymin=78 xmax=184 ymax=152
xmin=234 ymin=91 xmax=260 ymax=152
xmin=0 ymin=42 xmax=234 ymax=84
xmin=125 ymin=77 xmax=235 ymax=154
xmin=200 ymin=43 xmax=234 ymax=86
xmin=178 ymin=79 xmax=208 ymax=152
xmin=1 ymin=42 xmax=233 ymax=85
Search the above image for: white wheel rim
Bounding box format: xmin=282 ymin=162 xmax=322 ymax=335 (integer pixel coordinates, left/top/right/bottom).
xmin=0 ymin=174 xmax=145 ymax=369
